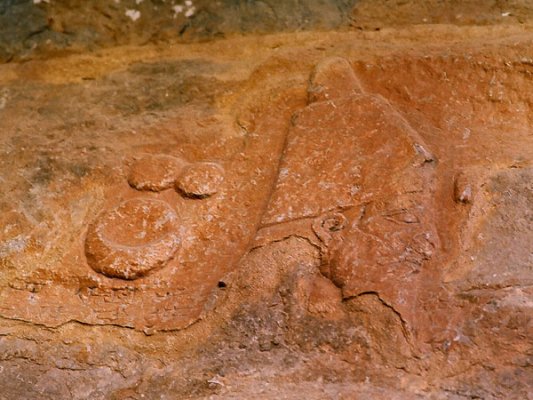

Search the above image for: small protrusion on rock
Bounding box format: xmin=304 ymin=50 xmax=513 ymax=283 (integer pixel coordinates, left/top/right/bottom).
xmin=454 ymin=173 xmax=473 ymax=204
xmin=175 ymin=162 xmax=225 ymax=198
xmin=308 ymin=57 xmax=364 ymax=103
xmin=413 ymin=143 xmax=436 ymax=165
xmin=143 ymin=326 xmax=157 ymax=336
xmin=236 ymin=109 xmax=257 ymax=134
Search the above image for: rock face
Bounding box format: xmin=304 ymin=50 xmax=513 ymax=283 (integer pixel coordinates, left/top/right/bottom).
xmin=260 ymin=57 xmax=441 ymax=345
xmin=0 ymin=9 xmax=532 ymax=399
xmin=0 ymin=0 xmax=358 ymax=62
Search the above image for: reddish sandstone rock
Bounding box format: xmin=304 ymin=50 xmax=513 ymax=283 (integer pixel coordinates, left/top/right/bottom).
xmin=127 ymin=154 xmax=187 ymax=192
xmin=85 ymin=198 xmax=181 ymax=280
xmin=261 ymin=57 xmax=442 ymax=346
xmin=0 ymin=25 xmax=532 ymax=399
xmin=175 ymin=162 xmax=225 ymax=198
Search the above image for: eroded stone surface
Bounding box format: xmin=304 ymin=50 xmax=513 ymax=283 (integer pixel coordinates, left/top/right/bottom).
xmin=0 ymin=70 xmax=297 ymax=332
xmin=259 ymin=58 xmax=441 ymax=343
xmin=127 ymin=154 xmax=187 ymax=192
xmin=307 ymin=57 xmax=363 ymax=103
xmin=453 ymin=167 xmax=533 ymax=289
xmin=1 ymin=23 xmax=532 ymax=399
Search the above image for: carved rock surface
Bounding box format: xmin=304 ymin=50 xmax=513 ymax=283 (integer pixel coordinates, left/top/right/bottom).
xmin=261 ymin=56 xmax=441 ymax=343
xmin=85 ymin=198 xmax=181 ymax=280
xmin=176 ymin=162 xmax=225 ymax=198
xmin=0 ymin=19 xmax=532 ymax=400
xmin=127 ymin=154 xmax=187 ymax=192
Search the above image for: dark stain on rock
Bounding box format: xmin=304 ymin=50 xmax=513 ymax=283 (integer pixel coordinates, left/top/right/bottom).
xmin=68 ymin=163 xmax=89 ymax=178
xmin=31 ymin=156 xmax=56 ymax=185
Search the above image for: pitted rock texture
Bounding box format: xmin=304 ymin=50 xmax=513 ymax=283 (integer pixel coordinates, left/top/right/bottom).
xmin=0 ymin=19 xmax=532 ymax=400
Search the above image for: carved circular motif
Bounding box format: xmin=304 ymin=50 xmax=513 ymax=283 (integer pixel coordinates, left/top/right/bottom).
xmin=312 ymin=212 xmax=347 ymax=244
xmin=85 ymin=198 xmax=181 ymax=280
xmin=175 ymin=162 xmax=224 ymax=198
xmin=128 ymin=154 xmax=186 ymax=192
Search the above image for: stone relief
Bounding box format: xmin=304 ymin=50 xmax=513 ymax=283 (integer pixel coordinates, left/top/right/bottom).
xmin=61 ymin=56 xmax=437 ymax=339
xmin=85 ymin=198 xmax=181 ymax=280
xmin=85 ymin=155 xmax=225 ymax=280
xmin=2 ymin=13 xmax=533 ymax=394
xmin=1 ymin=57 xmax=444 ymax=338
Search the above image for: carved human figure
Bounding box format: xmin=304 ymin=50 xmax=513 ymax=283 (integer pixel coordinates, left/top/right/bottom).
xmin=259 ymin=57 xmax=440 ymax=341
